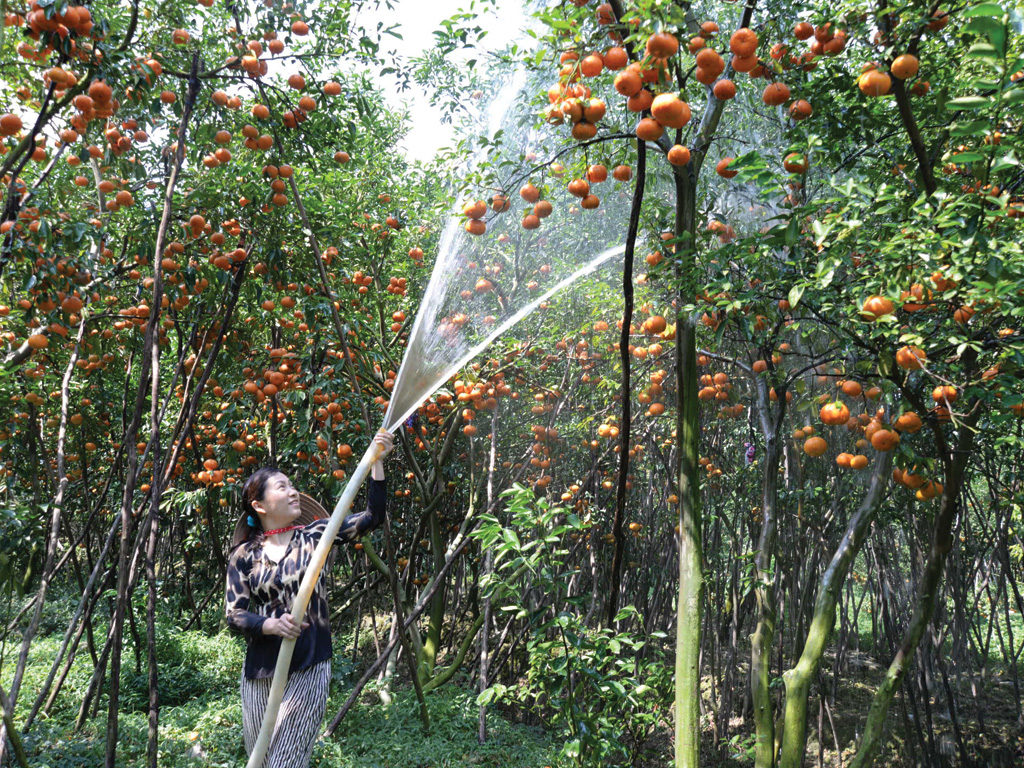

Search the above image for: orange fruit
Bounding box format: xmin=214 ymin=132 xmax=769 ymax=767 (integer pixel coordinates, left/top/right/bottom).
xmin=789 ymin=100 xmax=813 ymax=120
xmin=861 ymin=295 xmax=895 ymax=320
xmin=803 ymin=436 xmax=827 ymax=457
xmin=858 ymin=69 xmax=892 ymax=97
xmin=713 ymin=79 xmax=736 ymax=100
xmin=604 ymin=47 xmax=628 ymax=70
xmin=895 ymin=345 xmax=927 ymax=370
xmin=667 ymin=145 xmax=691 ymax=166
xmin=820 ymin=401 xmax=850 ymax=426
xmin=613 ymin=70 xmax=643 ymax=96
xmin=870 ymin=429 xmax=899 ymax=452
xmin=645 ymin=32 xmax=679 ymax=58
xmin=893 ymin=412 xmax=922 ymax=433
xmin=650 ymin=94 xmax=691 ymax=128
xmin=716 ymin=157 xmax=737 ymax=178
xmin=519 ymin=183 xmax=540 ymax=203
xmin=762 ymin=82 xmax=791 ymax=106
xmin=635 ymin=118 xmax=664 ymax=141
xmin=783 ymin=152 xmax=808 ymax=174
xmin=729 ymin=28 xmax=758 ymax=57
xmin=891 ymin=54 xmax=919 ymax=80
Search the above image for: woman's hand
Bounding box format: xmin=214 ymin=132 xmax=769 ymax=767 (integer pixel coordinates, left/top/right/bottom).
xmin=262 ymin=613 xmax=309 ymax=639
xmin=373 ymin=430 xmax=394 ymax=459
xmin=372 ymin=431 xmax=393 ymax=481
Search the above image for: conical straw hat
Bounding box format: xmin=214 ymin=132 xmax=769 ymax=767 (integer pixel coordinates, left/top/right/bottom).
xmin=230 ymin=492 xmax=329 ymax=550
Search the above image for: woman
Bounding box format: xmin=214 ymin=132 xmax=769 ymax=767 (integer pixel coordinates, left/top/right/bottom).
xmin=225 ymin=431 xmax=393 ymax=768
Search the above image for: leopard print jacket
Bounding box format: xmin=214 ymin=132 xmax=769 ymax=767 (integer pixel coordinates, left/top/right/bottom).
xmin=225 ymin=478 xmax=386 ymax=679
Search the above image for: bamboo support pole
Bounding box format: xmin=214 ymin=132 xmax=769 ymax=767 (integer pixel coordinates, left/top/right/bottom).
xmin=246 ymin=437 xmax=386 ymax=768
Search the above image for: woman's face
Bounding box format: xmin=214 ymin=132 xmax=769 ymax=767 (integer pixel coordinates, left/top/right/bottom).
xmin=253 ymin=471 xmax=301 ymax=527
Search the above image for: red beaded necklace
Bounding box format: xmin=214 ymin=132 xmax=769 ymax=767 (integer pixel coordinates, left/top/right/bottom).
xmin=263 ymin=524 xmax=304 ymax=537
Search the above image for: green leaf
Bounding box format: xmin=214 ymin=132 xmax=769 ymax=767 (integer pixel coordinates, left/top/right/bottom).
xmin=877 ymin=348 xmax=895 ymax=379
xmin=787 ymin=284 xmax=805 ymax=309
xmin=785 ymin=217 xmax=800 ymax=247
xmin=987 ymin=256 xmax=1004 ymax=278
xmin=964 ymin=16 xmax=1006 ymax=54
xmin=964 ymin=2 xmax=1007 ymax=17
xmin=1002 ymin=88 xmax=1024 ymax=105
xmin=948 ymin=152 xmax=985 ymax=163
xmin=950 ymin=121 xmax=991 ymax=137
xmin=966 ymin=41 xmax=1000 ymax=59
xmin=945 ymin=95 xmax=994 ymax=109
xmin=990 ymin=151 xmax=1021 ymax=173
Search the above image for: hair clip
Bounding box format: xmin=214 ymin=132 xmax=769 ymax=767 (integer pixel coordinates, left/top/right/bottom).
xmin=247 ymin=515 xmax=257 ymax=527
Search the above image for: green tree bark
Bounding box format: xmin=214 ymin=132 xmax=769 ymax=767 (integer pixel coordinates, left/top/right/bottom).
xmin=673 ymin=163 xmax=703 ymax=768
xmin=779 ymin=452 xmax=892 ymax=768
xmin=750 ymin=377 xmax=786 ymax=768
xmin=850 ymin=404 xmax=981 ymax=768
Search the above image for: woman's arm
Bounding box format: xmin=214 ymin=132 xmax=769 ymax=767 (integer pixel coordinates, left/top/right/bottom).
xmin=224 ymin=549 xmax=268 ymax=637
xmin=371 ymin=430 xmax=391 ymax=481
xmin=336 ymin=475 xmax=387 ymax=543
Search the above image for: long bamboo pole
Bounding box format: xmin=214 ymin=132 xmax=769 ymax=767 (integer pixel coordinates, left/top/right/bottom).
xmin=246 ymin=437 xmax=386 ymax=768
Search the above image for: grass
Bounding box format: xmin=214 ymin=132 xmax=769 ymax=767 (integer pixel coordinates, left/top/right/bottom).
xmin=4 ymin=587 xmax=1022 ymax=768
xmin=4 ymin=607 xmax=558 ymax=768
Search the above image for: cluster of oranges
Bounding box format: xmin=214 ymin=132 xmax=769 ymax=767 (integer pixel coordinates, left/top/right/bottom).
xmin=858 ymin=10 xmax=949 ymax=97
xmin=17 ymin=1 xmax=97 ymax=63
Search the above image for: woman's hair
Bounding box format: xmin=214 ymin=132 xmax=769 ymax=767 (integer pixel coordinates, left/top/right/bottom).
xmin=241 ymin=466 xmax=284 ymax=526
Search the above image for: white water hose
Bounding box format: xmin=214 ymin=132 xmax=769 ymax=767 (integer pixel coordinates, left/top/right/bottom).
xmin=245 ymin=437 xmax=385 ymax=768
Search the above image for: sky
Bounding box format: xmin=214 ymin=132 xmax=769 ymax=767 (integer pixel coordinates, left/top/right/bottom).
xmin=353 ymin=0 xmax=525 ymax=163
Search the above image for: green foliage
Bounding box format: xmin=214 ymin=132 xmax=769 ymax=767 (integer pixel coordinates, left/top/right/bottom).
xmin=11 ymin=606 xmax=556 ymax=768
xmin=120 ymin=624 xmax=244 ymax=711
xmin=0 ymin=500 xmax=47 ymax=595
xmin=475 ymin=487 xmax=671 ymax=768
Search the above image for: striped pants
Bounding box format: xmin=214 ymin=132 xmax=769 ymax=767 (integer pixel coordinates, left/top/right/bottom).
xmin=240 ymin=659 xmax=331 ymax=768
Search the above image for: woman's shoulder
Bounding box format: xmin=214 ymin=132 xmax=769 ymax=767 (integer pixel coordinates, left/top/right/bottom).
xmin=300 ymin=518 xmax=329 ymax=540
xmin=227 ymin=537 xmax=261 ymax=569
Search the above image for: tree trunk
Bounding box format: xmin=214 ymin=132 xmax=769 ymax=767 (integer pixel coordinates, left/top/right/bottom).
xmin=673 ymin=167 xmax=703 ymax=768
xmin=105 ymin=54 xmax=200 ymax=768
xmin=751 ymin=413 xmax=783 ymax=768
xmin=851 ymin=405 xmax=981 ymax=768
xmin=479 ymin=408 xmax=499 ymax=743
xmin=607 ymin=138 xmax=645 ymax=626
xmin=779 ymin=452 xmax=891 ymax=767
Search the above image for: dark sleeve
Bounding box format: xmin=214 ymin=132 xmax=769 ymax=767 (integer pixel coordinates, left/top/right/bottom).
xmin=224 ymin=547 xmax=267 ymax=638
xmin=336 ymin=477 xmax=387 ymax=544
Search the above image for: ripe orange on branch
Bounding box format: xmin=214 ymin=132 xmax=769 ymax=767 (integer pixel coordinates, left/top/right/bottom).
xmin=783 ymin=152 xmax=808 ymax=174
xmin=729 ymin=28 xmax=759 ymax=57
xmin=870 ymin=429 xmax=899 ymax=452
xmin=820 ymin=401 xmax=850 ymax=426
xmin=636 ymin=118 xmax=664 ymax=141
xmin=667 ymin=145 xmax=690 ymax=166
xmin=713 ymin=79 xmax=736 ymax=100
xmin=762 ymin=82 xmax=791 ymax=106
xmin=896 ymin=345 xmax=927 ymax=370
xmin=645 ymin=32 xmax=679 ymax=58
xmin=803 ymin=436 xmax=827 ymax=457
xmin=860 ymin=295 xmax=894 ymax=320
xmin=650 ymin=94 xmax=691 ymax=128
xmin=891 ymin=54 xmax=919 ymax=80
xmin=858 ymin=68 xmax=892 ymax=96
xmin=716 ymin=158 xmax=737 ymax=178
